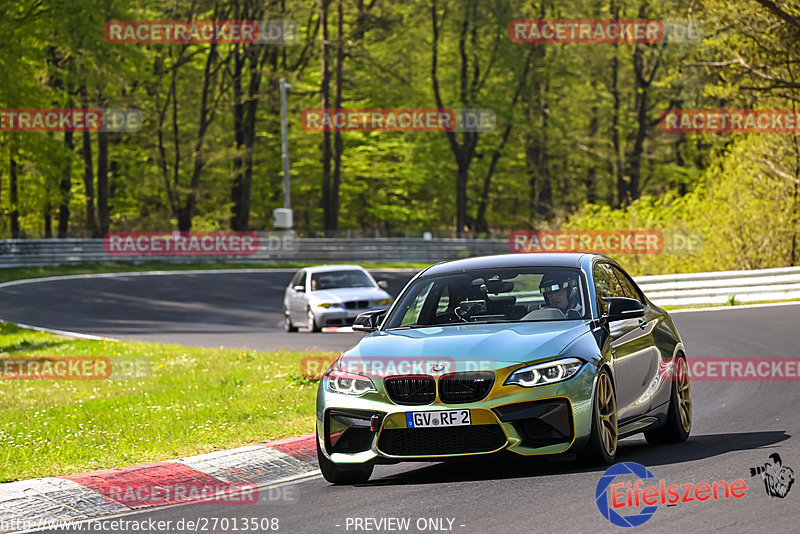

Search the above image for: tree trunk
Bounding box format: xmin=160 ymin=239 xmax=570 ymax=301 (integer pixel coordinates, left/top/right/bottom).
xmin=44 ymin=204 xmax=52 ymax=237
xmin=431 ymin=0 xmax=482 ymax=237
xmin=82 ymin=130 xmax=98 ymax=237
xmin=230 ymin=47 xmax=247 ymax=230
xmin=58 ymin=131 xmax=73 ymax=238
xmin=627 ymin=73 xmax=648 ymax=201
xmin=320 ymin=0 xmax=333 ymax=234
xmin=331 ymin=0 xmax=344 ymax=233
xmin=610 ymin=0 xmax=625 ymax=207
xmin=9 ymin=144 xmax=19 ymax=238
xmin=180 ymin=43 xmax=220 ymax=232
xmin=97 ymin=130 xmax=110 ymax=235
xmin=526 ymin=78 xmax=552 ymax=221
xmin=586 ymin=83 xmax=599 ymax=204
xmin=474 ymin=45 xmax=535 ymax=232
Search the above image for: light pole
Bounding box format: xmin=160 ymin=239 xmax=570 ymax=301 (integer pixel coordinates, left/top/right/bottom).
xmin=275 ymin=77 xmax=293 ymax=229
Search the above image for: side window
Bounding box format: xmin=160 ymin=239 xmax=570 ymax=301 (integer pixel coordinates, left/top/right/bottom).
xmin=593 ymin=263 xmax=624 ymax=314
xmin=435 ymin=284 xmax=451 ymax=314
xmin=612 ymin=265 xmax=644 ymax=303
xmin=297 ymin=271 xmax=307 ymax=289
xmin=290 ymin=271 xmax=302 ymax=287
xmin=399 ymin=281 xmax=434 ymax=325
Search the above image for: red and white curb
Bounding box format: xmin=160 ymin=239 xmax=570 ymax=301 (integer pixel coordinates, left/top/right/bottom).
xmin=0 ymin=434 xmax=318 ymax=533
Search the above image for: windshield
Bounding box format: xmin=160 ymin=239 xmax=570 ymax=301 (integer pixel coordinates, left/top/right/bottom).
xmin=383 ymin=267 xmax=588 ymax=329
xmin=310 ymin=270 xmax=375 ymax=290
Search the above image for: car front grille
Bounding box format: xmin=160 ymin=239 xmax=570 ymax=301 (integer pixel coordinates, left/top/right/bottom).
xmin=385 ymin=376 xmax=436 ymax=405
xmin=438 ymin=372 xmax=495 ymax=403
xmin=343 ymin=300 xmax=370 ymax=309
xmin=378 ymin=425 xmax=506 ymax=456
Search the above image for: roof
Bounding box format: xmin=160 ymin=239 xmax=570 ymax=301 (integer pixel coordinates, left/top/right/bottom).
xmin=419 ymin=253 xmax=604 ymax=277
xmin=301 ymin=264 xmax=369 ymax=274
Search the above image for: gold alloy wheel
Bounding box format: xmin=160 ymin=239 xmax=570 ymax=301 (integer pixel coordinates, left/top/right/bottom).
xmin=676 ymin=357 xmax=692 ymax=433
xmin=597 ymin=373 xmax=618 ymax=457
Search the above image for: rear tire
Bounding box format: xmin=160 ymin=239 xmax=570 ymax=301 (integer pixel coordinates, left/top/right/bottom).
xmin=581 ymin=368 xmax=618 ymax=465
xmin=316 ymin=438 xmax=373 ymax=484
xmin=645 ymin=355 xmax=691 ymax=445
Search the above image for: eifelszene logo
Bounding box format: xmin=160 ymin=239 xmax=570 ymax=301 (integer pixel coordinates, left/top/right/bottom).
xmin=596 ymin=462 xmax=748 ymax=527
xmin=750 ymin=454 xmax=795 ymax=499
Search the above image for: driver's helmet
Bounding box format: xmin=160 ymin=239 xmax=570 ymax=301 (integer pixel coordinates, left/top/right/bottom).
xmin=539 ymin=273 xmax=578 ymax=308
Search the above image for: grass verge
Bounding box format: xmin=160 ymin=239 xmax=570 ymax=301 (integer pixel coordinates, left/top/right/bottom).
xmin=662 ymin=297 xmax=800 ymax=311
xmin=0 ymin=261 xmax=426 ymax=285
xmin=0 ymin=323 xmax=336 ymax=482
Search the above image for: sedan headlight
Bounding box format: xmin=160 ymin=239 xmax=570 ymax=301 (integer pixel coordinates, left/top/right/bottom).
xmin=323 ymin=368 xmax=376 ymax=396
xmin=504 ymin=358 xmax=584 ymax=387
xmin=373 ymin=298 xmax=392 ymax=306
xmin=316 ymin=302 xmax=342 ymax=308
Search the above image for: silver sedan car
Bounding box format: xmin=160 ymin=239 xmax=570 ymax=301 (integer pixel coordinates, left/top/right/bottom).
xmin=283 ymin=265 xmax=393 ymax=332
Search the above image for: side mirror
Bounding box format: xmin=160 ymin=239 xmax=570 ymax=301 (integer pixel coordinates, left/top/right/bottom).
xmin=293 ymin=285 xmax=305 ymax=293
xmin=377 ymin=280 xmax=389 ymax=290
xmin=603 ymin=297 xmax=645 ymax=321
xmin=353 ymin=309 xmax=388 ymax=332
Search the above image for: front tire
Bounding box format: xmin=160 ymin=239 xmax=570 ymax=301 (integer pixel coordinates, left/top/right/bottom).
xmin=307 ymin=308 xmax=322 ymax=332
xmin=645 ymin=355 xmax=691 ymax=444
xmin=283 ymin=308 xmax=298 ymax=332
xmin=316 ymin=438 xmax=373 ymax=484
xmin=582 ymin=368 xmax=618 ymax=465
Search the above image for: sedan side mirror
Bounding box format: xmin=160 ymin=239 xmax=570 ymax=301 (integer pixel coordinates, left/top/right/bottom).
xmin=293 ymin=285 xmax=305 ymax=293
xmin=353 ymin=309 xmax=388 ymax=332
xmin=377 ymin=280 xmax=389 ymax=290
xmin=603 ymin=297 xmax=645 ymax=321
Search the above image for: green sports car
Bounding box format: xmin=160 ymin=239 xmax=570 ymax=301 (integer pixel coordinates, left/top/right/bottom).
xmin=315 ymin=253 xmax=691 ymax=484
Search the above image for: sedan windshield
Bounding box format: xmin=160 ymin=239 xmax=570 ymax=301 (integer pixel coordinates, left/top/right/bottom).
xmin=383 ymin=267 xmax=588 ymax=329
xmin=310 ymin=270 xmax=375 ymax=290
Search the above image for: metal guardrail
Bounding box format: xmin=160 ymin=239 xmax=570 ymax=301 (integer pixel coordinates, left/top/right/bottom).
xmin=635 ymin=266 xmax=800 ymax=307
xmin=1 ymin=238 xmax=798 ymax=307
xmin=0 ymin=236 xmax=509 ymax=267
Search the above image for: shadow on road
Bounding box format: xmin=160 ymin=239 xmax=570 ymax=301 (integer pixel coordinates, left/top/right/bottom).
xmin=363 ymin=430 xmax=791 ymax=486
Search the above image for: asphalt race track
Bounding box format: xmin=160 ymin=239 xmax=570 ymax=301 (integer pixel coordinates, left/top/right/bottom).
xmin=0 ymin=270 xmax=416 ymax=352
xmin=2 ymin=272 xmax=799 ymax=533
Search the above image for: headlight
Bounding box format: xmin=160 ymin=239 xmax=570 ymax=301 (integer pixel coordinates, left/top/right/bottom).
xmin=373 ymin=298 xmax=392 ymax=306
xmin=316 ymin=302 xmax=341 ymax=308
xmin=504 ymin=358 xmax=583 ymax=387
xmin=323 ymin=368 xmax=376 ymax=396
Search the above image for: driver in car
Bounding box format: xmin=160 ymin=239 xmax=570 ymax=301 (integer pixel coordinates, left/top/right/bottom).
xmin=539 ymin=274 xmax=583 ymax=319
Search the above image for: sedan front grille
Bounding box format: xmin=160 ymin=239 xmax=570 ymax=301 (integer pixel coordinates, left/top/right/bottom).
xmin=378 ymin=425 xmax=506 ymax=456
xmin=438 ymin=372 xmax=494 ymax=403
xmin=343 ymin=300 xmax=370 ymax=309
xmin=385 ymin=376 xmax=435 ymax=405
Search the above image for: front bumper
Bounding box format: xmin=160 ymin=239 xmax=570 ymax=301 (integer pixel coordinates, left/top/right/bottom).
xmin=316 ymin=363 xmax=597 ymax=464
xmin=314 ymin=306 xmax=384 ymax=327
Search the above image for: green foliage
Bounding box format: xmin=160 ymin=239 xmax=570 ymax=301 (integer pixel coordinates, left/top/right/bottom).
xmin=0 ymin=0 xmax=797 ymax=274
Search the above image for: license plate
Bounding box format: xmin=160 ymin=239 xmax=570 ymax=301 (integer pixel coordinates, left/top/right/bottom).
xmin=405 ymin=409 xmax=471 ymax=428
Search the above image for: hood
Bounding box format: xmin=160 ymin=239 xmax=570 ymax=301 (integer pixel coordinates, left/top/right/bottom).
xmin=309 ymin=287 xmax=389 ymax=302
xmin=340 ymin=321 xmax=592 ymax=375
